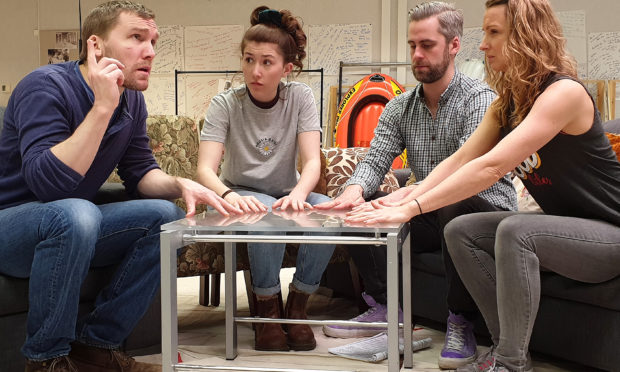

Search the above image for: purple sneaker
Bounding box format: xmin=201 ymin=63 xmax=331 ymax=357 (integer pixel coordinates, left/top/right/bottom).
xmin=322 ymin=293 xmax=403 ymax=338
xmin=438 ymin=311 xmax=477 ymax=369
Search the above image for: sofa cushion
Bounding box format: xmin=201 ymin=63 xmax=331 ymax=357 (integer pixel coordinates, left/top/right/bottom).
xmin=0 ymin=265 xmax=120 ymax=317
xmin=412 ymin=250 xmax=620 ymax=311
xmin=411 ymin=250 xmax=445 ymax=276
xmin=605 ymin=119 xmax=620 ymax=133
xmin=0 ymin=275 xmax=29 ymax=316
xmin=540 ymin=272 xmax=620 ymax=312
xmin=322 ymin=147 xmax=399 ymax=198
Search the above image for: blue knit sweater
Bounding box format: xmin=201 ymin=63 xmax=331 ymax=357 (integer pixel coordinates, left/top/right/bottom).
xmin=0 ymin=61 xmax=159 ymax=209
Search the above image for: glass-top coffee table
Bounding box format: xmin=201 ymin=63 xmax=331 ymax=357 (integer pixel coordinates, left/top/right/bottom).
xmin=160 ymin=209 xmax=413 ymax=371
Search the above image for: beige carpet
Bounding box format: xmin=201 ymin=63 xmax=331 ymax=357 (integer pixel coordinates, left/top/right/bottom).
xmin=137 ymin=270 xmax=583 ymax=371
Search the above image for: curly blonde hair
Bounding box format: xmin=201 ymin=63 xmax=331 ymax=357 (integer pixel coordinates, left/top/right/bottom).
xmin=484 ymin=0 xmax=577 ymax=128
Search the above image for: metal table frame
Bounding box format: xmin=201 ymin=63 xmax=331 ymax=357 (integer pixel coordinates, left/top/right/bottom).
xmin=160 ymin=221 xmax=412 ymax=372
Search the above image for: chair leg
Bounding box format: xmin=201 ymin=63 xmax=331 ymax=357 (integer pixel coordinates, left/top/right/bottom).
xmin=199 ymin=275 xmax=209 ymax=306
xmin=348 ymin=258 xmax=366 ymax=313
xmin=210 ymin=273 xmax=221 ymax=306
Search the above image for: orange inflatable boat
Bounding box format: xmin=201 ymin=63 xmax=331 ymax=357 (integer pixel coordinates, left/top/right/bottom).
xmin=334 ymin=73 xmax=407 ymax=168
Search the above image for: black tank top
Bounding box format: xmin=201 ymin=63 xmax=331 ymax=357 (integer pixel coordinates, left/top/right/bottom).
xmin=500 ymin=74 xmax=620 ymax=226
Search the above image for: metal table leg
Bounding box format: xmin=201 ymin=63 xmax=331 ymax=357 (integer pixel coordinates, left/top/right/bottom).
xmin=225 ymin=235 xmax=238 ymax=360
xmin=160 ymin=230 xmax=183 ymax=372
xmin=402 ymin=230 xmax=413 ymax=369
xmin=386 ymin=232 xmax=400 ymax=372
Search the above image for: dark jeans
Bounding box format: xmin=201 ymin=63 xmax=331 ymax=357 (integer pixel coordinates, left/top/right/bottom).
xmin=348 ymin=195 xmax=502 ymax=317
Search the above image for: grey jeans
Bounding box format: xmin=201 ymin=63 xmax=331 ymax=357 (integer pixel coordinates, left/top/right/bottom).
xmin=445 ymin=211 xmax=620 ymax=371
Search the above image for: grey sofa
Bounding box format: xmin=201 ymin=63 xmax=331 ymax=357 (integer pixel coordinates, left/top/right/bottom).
xmin=410 ymin=120 xmax=620 ymax=372
xmin=0 ymin=107 xmax=162 ymax=372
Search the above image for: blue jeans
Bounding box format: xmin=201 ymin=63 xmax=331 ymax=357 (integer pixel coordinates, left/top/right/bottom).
xmin=234 ymin=189 xmax=336 ymax=296
xmin=445 ymin=211 xmax=620 ymax=371
xmin=0 ymin=198 xmax=185 ymax=361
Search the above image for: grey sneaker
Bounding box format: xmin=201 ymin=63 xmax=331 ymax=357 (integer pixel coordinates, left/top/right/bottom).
xmin=485 ymin=360 xmax=534 ymax=372
xmin=456 ymin=347 xmax=534 ymax=372
xmin=492 ymin=355 xmax=534 ymax=372
xmin=322 ymin=292 xmax=403 ymax=338
xmin=456 ymin=346 xmax=495 ymax=372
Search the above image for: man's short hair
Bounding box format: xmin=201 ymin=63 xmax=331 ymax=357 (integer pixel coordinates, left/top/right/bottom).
xmin=79 ymin=0 xmax=155 ymax=63
xmin=408 ymin=1 xmax=463 ymax=42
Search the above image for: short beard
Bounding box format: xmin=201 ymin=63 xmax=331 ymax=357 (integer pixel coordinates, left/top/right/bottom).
xmin=412 ymin=47 xmax=451 ymax=84
xmin=122 ymin=76 xmax=149 ymax=91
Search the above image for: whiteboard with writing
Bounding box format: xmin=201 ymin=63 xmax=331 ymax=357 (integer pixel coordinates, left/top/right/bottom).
xmin=184 ymin=25 xmax=244 ymax=71
xmin=183 ymin=75 xmax=229 ymax=120
xmin=456 ymin=27 xmax=484 ymax=65
xmin=308 ymin=23 xmax=372 ymax=75
xmin=143 ymin=74 xmax=185 ymax=115
xmin=152 ymin=25 xmax=184 ymax=74
xmin=588 ymin=32 xmax=620 ymax=80
xmin=557 ymin=10 xmax=587 ymax=79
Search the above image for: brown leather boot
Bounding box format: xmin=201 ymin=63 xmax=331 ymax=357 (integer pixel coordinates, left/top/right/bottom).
xmin=25 ymin=356 xmax=78 ymax=372
xmin=285 ymin=284 xmax=316 ymax=351
xmin=68 ymin=342 xmax=161 ymax=372
xmin=255 ymin=293 xmax=289 ymax=351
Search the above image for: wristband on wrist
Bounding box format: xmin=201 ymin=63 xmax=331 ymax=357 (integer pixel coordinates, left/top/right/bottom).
xmin=413 ymin=198 xmax=423 ymax=214
xmin=221 ymin=189 xmax=233 ymax=199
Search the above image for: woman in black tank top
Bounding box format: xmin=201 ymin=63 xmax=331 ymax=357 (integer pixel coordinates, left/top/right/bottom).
xmin=346 ymin=1 xmax=620 ymax=371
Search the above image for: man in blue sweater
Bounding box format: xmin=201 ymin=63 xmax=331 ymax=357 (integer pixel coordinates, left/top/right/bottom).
xmin=0 ymin=1 xmax=239 ymax=371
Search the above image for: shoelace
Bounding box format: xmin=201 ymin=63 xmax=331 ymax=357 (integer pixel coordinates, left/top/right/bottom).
xmin=476 ymin=348 xmax=496 ymax=372
xmin=351 ymin=306 xmax=380 ymax=321
xmin=491 ymin=361 xmax=511 ymax=372
xmin=445 ymin=321 xmax=466 ymax=350
xmin=110 ymin=349 xmax=134 ymax=370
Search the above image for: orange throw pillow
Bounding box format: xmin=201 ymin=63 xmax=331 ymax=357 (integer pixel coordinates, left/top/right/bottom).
xmin=606 ymin=132 xmax=620 ymax=162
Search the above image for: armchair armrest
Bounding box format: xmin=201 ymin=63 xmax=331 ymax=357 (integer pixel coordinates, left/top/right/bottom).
xmin=393 ymin=168 xmax=412 ymax=188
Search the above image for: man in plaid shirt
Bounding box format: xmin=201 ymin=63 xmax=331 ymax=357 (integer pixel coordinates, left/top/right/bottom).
xmin=316 ymin=2 xmax=517 ymax=369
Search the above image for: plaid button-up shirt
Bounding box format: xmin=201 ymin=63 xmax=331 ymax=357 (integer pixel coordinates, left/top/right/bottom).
xmin=347 ymin=70 xmax=517 ymax=211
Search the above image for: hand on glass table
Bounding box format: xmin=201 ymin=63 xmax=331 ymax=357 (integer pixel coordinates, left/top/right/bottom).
xmin=272 ymin=208 xmax=322 ymax=227
xmin=204 ymin=210 xmax=268 ymax=227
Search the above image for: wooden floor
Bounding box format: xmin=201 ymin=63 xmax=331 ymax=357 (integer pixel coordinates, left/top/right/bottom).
xmin=136 ymin=270 xmax=588 ymax=371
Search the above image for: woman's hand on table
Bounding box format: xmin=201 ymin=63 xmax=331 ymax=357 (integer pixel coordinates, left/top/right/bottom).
xmin=209 ymin=210 xmax=268 ymax=226
xmin=272 ymin=191 xmax=311 ymax=211
xmin=272 ymin=208 xmax=321 ymax=227
xmin=223 ymin=192 xmax=268 ymax=213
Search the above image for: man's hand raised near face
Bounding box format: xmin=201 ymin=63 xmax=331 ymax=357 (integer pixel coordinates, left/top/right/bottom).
xmin=86 ymin=37 xmax=125 ymax=112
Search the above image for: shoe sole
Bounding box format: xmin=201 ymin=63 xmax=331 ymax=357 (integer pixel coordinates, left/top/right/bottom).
xmin=255 ymin=346 xmax=290 ymax=352
xmin=322 ymin=325 xmax=385 ymax=338
xmin=438 ymin=354 xmax=477 ymax=370
xmin=287 ymin=341 xmax=317 ymax=351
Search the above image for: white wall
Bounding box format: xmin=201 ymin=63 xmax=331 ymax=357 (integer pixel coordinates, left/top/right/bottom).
xmin=2 ymin=0 xmax=620 ymax=106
